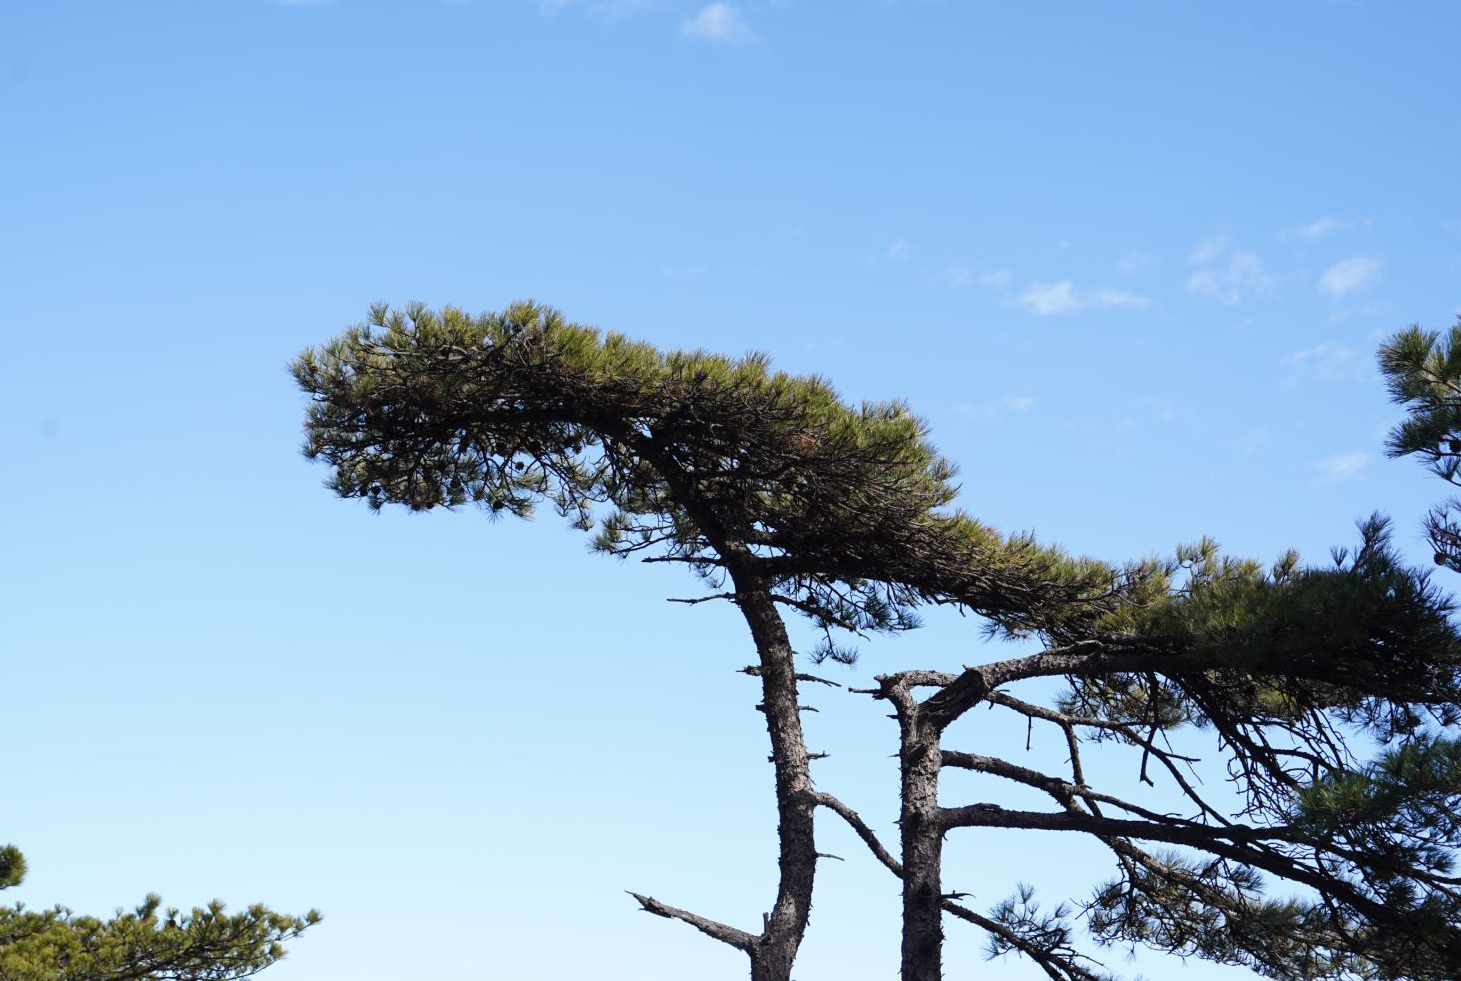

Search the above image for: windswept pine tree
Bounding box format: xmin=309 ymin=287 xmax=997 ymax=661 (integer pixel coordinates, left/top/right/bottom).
xmin=292 ymin=301 xmax=1143 ymax=981
xmin=297 ymin=302 xmax=1461 ymax=981
xmin=1378 ymin=318 xmax=1461 ymax=569
xmin=0 ymin=844 xmax=318 ymax=981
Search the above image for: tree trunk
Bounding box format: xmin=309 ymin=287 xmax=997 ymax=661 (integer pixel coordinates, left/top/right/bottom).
xmin=900 ymin=716 xmax=944 ymax=981
xmin=736 ymin=586 xmax=818 ymax=981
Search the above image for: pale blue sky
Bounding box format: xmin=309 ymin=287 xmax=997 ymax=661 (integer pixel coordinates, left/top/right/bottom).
xmin=3 ymin=1 xmax=1460 ymax=978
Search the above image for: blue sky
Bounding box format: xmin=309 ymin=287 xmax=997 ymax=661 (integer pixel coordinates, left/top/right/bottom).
xmin=4 ymin=1 xmax=1461 ymax=978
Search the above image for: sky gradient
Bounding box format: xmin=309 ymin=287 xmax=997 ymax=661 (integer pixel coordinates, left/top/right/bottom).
xmin=4 ymin=1 xmax=1461 ymax=978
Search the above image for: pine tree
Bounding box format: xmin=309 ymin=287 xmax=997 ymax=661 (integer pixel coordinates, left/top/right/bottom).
xmin=834 ymin=517 xmax=1461 ymax=981
xmin=0 ymin=844 xmax=318 ymax=981
xmin=293 ymin=301 xmax=1139 ymax=981
xmin=1377 ymin=318 xmax=1461 ymax=568
xmin=296 ymin=302 xmax=1461 ymax=980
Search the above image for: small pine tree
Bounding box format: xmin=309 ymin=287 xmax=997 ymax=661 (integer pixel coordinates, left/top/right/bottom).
xmin=0 ymin=844 xmax=318 ymax=981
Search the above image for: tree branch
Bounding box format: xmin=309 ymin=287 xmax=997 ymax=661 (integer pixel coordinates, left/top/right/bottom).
xmin=626 ymin=892 xmax=757 ymax=952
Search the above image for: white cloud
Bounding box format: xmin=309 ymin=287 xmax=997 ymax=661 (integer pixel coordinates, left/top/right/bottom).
xmin=930 ymin=262 xmax=1009 ymax=290
xmin=1091 ymin=288 xmax=1151 ymax=308
xmin=1116 ymin=249 xmax=1157 ymax=276
xmin=682 ymin=3 xmax=755 ymax=42
xmin=1017 ymin=281 xmax=1151 ymax=316
xmin=1189 ymin=234 xmax=1230 ymax=265
xmin=1186 ymin=238 xmax=1274 ymax=304
xmin=886 ymin=239 xmax=912 ymax=261
xmin=1313 ymin=451 xmax=1369 ymax=487
xmin=1224 ymin=425 xmax=1270 ymax=455
xmin=952 ymin=396 xmax=1035 ymax=420
xmin=1283 ymin=216 xmax=1342 ymax=242
xmin=587 ymin=0 xmax=650 ymax=17
xmin=1318 ymin=256 xmax=1381 ymax=298
xmin=1284 ymin=342 xmax=1364 ymax=381
xmin=1020 ymin=281 xmax=1080 ymax=315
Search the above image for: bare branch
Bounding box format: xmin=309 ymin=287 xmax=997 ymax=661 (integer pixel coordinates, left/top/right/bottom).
xmin=626 ymin=892 xmax=757 ymax=952
xmin=812 ymin=792 xmax=901 ymax=877
xmin=740 ymin=665 xmax=842 ymax=688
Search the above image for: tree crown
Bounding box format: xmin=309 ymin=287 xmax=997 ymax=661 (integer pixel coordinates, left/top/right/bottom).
xmin=294 ymin=301 xmax=1158 ymax=647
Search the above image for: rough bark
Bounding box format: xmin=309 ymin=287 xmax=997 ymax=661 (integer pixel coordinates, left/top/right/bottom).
xmin=634 ymin=439 xmax=822 ymax=981
xmin=874 ymin=677 xmax=952 ymax=981
xmin=900 ymin=730 xmax=944 ymax=981
xmin=734 ymin=583 xmax=818 ymax=981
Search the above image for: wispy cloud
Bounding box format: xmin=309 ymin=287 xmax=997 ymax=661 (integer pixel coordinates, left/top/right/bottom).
xmin=590 ymin=0 xmax=650 ymax=17
xmin=1090 ymin=287 xmax=1151 ymax=309
xmin=1284 ymin=342 xmax=1365 ymax=381
xmin=885 ymin=239 xmax=912 ymax=261
xmin=1224 ymin=425 xmax=1270 ymax=455
xmin=537 ymin=0 xmax=638 ymax=12
xmin=1282 ymin=216 xmax=1342 ymax=242
xmin=929 ymin=262 xmax=1009 ymax=291
xmin=952 ymin=396 xmax=1035 ymax=421
xmin=1116 ymin=249 xmax=1157 ymax=276
xmin=1190 ymin=234 xmax=1230 ymax=265
xmin=1018 ymin=282 xmax=1080 ymax=315
xmin=1313 ymin=451 xmax=1369 ymax=487
xmin=1186 ymin=236 xmax=1274 ymax=304
xmin=1017 ymin=281 xmax=1150 ymax=316
xmin=682 ymin=3 xmax=755 ymax=43
xmin=1318 ymin=256 xmax=1381 ymax=298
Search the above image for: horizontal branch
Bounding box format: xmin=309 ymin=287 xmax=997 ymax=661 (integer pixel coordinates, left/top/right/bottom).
xmin=934 ymin=804 xmax=1432 ymax=936
xmin=940 ymin=803 xmax=1277 ymax=845
xmin=667 ymin=593 xmax=738 ymax=606
xmin=942 ymin=751 xmax=1215 ymax=829
xmin=739 ymin=665 xmax=842 ymax=688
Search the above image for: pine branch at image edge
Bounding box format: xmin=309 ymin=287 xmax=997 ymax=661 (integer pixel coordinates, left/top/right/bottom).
xmin=1378 ymin=318 xmax=1461 ymax=571
xmin=0 ymin=844 xmax=318 ymax=981
xmin=294 ymin=301 xmax=1461 ymax=981
xmin=853 ymin=513 xmax=1461 ymax=981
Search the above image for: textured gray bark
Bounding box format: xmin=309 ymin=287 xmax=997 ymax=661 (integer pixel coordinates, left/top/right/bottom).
xmin=629 ymin=567 xmax=819 ymax=981
xmin=874 ymin=676 xmax=956 ymax=981
xmin=735 ymin=584 xmax=818 ymax=981
xmin=606 ymin=442 xmax=823 ymax=981
xmin=899 ymin=728 xmax=944 ymax=981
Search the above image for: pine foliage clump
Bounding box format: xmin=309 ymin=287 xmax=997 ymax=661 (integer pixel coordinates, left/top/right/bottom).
xmin=294 ymin=301 xmax=1150 ymax=645
xmin=1378 ymin=319 xmax=1461 ymax=568
xmin=0 ymin=846 xmax=317 ymax=981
